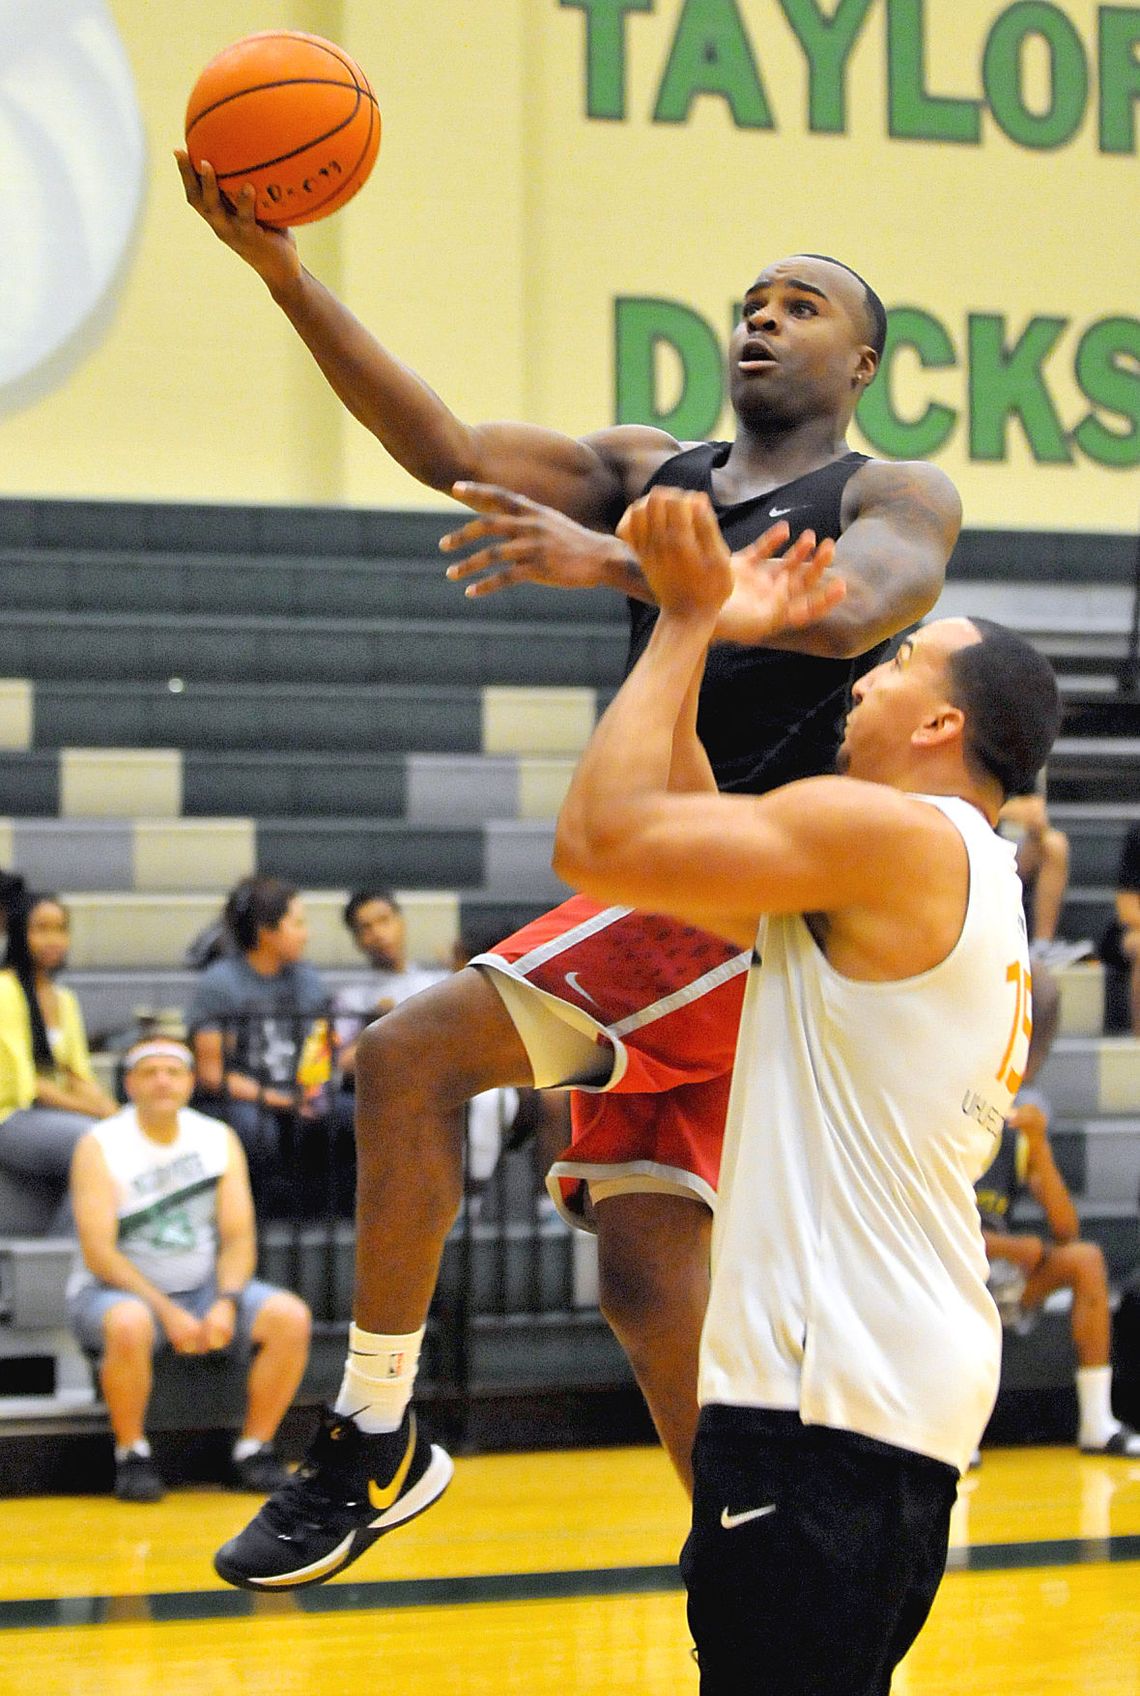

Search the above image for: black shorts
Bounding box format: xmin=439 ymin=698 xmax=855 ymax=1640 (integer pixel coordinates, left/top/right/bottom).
xmin=681 ymin=1406 xmax=959 ymax=1696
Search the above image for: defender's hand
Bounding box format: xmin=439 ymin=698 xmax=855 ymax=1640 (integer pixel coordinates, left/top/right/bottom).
xmin=716 ymin=524 xmax=845 ymax=645
xmin=443 ymin=483 xmax=633 ymax=596
xmin=617 ymin=488 xmax=735 ymax=619
xmin=174 ymin=150 xmax=301 ymax=295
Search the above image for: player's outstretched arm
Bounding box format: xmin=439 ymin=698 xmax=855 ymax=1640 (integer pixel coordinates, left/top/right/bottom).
xmin=175 ymin=152 xmax=672 ymax=523
xmin=441 ymin=482 xmax=654 ymax=602
xmin=442 ymin=482 xmax=845 ymax=616
xmin=718 ymin=459 xmax=960 ymax=657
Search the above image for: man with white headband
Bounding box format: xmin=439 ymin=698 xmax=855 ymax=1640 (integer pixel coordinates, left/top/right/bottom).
xmin=67 ymin=1036 xmax=312 ymax=1502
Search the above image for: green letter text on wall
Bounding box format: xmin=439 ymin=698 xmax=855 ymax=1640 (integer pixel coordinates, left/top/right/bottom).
xmin=856 ymin=307 xmax=958 ymax=458
xmin=561 ymin=0 xmax=654 ymax=119
xmin=654 ymin=0 xmax=773 ymax=127
xmin=778 ymin=0 xmax=876 ymax=132
xmin=968 ymin=314 xmax=1072 ymax=461
xmin=615 ymin=297 xmax=724 ymax=437
xmin=888 ymin=0 xmax=983 ymax=142
xmin=1073 ymin=317 xmax=1140 ymax=466
xmin=982 ymin=3 xmax=1088 ymax=149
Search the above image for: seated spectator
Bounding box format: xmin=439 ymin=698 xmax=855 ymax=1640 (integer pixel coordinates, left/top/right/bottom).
xmin=189 ymin=875 xmax=350 ymax=1215
xmin=1099 ymin=818 xmax=1140 ymax=1034
xmin=332 ymin=889 xmax=447 ymax=1077
xmin=67 ymin=1036 xmax=311 ymax=1502
xmin=0 ymin=892 xmax=117 ymax=1228
xmin=999 ymin=788 xmax=1091 ymax=970
xmin=975 ymin=973 xmax=1140 ymax=1456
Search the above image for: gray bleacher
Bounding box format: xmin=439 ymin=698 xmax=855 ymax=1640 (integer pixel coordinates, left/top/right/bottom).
xmin=0 ymin=501 xmax=1138 ymax=1457
xmin=0 ymin=498 xmax=631 ymax=1457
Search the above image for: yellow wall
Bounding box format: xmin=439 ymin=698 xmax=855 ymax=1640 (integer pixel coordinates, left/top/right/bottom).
xmin=0 ymin=0 xmax=1136 ymax=528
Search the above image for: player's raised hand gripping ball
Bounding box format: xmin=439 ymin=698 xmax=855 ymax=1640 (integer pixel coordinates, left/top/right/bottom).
xmin=185 ymin=30 xmax=380 ymax=227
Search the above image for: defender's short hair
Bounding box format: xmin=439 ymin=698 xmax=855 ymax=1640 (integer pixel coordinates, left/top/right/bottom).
xmin=947 ymin=620 xmax=1062 ymax=801
xmin=803 ymin=254 xmax=888 ymax=362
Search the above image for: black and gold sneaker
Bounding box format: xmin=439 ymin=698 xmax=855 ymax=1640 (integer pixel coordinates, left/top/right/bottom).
xmin=213 ymin=1407 xmax=453 ymax=1590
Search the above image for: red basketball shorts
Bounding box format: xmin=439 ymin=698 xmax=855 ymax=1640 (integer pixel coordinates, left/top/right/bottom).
xmin=470 ymin=895 xmax=750 ymax=1226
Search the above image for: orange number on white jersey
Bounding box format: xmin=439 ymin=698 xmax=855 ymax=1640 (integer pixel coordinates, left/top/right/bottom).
xmin=997 ymin=960 xmax=1033 ymax=1094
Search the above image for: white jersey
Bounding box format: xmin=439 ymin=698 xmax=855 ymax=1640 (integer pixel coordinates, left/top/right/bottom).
xmin=68 ymin=1106 xmax=232 ymax=1298
xmin=699 ymin=796 xmax=1029 ymax=1474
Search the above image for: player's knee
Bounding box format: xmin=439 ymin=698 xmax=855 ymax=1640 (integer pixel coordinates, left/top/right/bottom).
xmin=597 ymin=1246 xmax=660 ymax=1340
xmin=597 ymin=1232 xmax=689 ymax=1338
xmin=356 ymin=1011 xmax=418 ymax=1098
xmin=102 ymin=1300 xmax=155 ymax=1355
xmin=356 ymin=989 xmax=480 ymax=1117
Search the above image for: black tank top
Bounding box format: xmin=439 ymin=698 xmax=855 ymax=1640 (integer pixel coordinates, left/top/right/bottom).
xmin=626 ymin=443 xmax=885 ymax=794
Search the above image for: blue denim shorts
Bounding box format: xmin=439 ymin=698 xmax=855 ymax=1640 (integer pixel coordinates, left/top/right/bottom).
xmin=68 ymin=1275 xmax=280 ymax=1354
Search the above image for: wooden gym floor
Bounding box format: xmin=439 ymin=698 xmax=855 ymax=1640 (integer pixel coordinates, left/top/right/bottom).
xmin=1 ymin=1442 xmax=1137 ymax=1694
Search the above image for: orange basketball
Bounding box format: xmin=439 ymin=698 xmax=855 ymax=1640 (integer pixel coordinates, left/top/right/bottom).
xmin=185 ymin=31 xmax=380 ymax=228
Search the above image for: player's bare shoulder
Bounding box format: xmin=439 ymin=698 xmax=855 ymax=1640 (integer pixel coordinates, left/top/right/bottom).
xmin=580 ymin=424 xmax=685 ymax=509
xmin=840 ymin=456 xmax=962 ymax=546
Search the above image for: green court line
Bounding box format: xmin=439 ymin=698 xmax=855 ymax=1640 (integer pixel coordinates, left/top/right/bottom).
xmin=4 ymin=1536 xmax=1139 ymax=1632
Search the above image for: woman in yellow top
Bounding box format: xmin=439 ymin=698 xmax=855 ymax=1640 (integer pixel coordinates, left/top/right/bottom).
xmin=0 ymin=893 xmax=117 ymax=1228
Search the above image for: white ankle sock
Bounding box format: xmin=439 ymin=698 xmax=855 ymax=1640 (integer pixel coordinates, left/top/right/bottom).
xmin=115 ymin=1438 xmax=151 ymax=1462
xmin=1076 ymin=1364 xmax=1119 ymax=1448
xmin=334 ymin=1322 xmax=425 ymax=1434
xmin=232 ymin=1436 xmax=264 ymax=1463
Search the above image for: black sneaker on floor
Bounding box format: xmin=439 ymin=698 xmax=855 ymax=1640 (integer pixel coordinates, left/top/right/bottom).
xmin=115 ymin=1451 xmax=165 ymax=1503
xmin=213 ymin=1407 xmax=453 ymax=1590
xmin=230 ymin=1443 xmax=291 ymax=1494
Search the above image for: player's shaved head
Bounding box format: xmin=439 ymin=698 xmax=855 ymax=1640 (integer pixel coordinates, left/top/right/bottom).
xmin=795 ymin=255 xmax=887 ymax=361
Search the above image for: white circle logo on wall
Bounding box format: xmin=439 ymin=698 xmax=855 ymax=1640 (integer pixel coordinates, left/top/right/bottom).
xmin=0 ymin=0 xmax=145 ymax=413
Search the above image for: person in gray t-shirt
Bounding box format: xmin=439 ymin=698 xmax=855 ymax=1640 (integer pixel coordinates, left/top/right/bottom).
xmin=189 ymin=877 xmax=350 ymax=1217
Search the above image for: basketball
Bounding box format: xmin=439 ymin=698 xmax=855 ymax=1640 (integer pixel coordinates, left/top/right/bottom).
xmin=184 ymin=31 xmax=380 ymax=228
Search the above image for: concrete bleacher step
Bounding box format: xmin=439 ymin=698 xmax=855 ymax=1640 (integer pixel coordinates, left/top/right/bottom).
xmin=0 ymin=748 xmax=579 ymax=822
xmin=2 ymin=815 xmax=566 ymax=901
xmin=16 ymin=679 xmax=601 ymax=754
xmin=17 ymin=504 xmax=1127 ymax=587
xmin=0 ymin=545 xmax=627 ymax=628
xmin=1059 ymin=889 xmax=1115 ymax=950
xmin=1048 ymin=736 xmax=1140 ymax=802
xmin=56 ymin=887 xmax=549 ymax=974
xmin=1054 ymin=963 xmax=1105 ymax=1039
xmin=1048 ymin=1117 xmax=1140 ymax=1203
xmin=1062 ymin=694 xmax=1140 ymax=737
xmin=1049 ymin=809 xmax=1140 ymax=886
xmin=0 ymin=609 xmax=627 ymax=690
xmin=934 ymin=580 xmax=1132 ymax=663
xmin=1035 ymin=1035 xmax=1140 ymax=1117
xmin=0 ymin=495 xmax=457 ymax=557
xmin=946 ymin=529 xmax=1135 ymax=585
